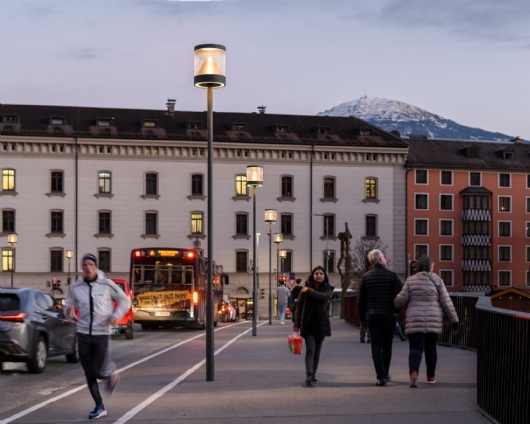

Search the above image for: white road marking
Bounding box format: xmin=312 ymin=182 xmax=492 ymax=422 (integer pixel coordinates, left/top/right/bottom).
xmin=0 ymin=321 xmax=248 ymax=424
xmin=113 ymin=322 xmax=266 ymax=424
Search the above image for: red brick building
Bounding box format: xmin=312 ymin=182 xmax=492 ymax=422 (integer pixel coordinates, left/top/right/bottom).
xmin=406 ymin=137 xmax=529 ymax=292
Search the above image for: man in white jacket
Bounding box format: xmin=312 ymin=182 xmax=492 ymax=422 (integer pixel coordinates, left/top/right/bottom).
xmin=65 ymin=253 xmax=130 ymax=420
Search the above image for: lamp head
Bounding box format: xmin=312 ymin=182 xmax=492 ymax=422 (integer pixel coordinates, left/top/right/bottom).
xmin=246 ymin=165 xmax=263 ymax=187
xmin=7 ymin=234 xmax=17 ymax=245
xmin=194 ymin=44 xmax=226 ymax=88
xmin=274 ymin=233 xmax=283 ymax=244
xmin=66 ymin=250 xmax=74 ymax=259
xmin=279 ymin=249 xmax=287 ymax=259
xmin=264 ymin=209 xmax=277 ymax=223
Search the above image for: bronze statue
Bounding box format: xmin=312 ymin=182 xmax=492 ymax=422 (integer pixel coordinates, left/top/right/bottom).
xmin=337 ymin=223 xmax=353 ymax=319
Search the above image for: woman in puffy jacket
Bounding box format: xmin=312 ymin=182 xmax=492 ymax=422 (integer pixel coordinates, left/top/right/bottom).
xmin=293 ymin=266 xmax=333 ymax=386
xmin=394 ymin=255 xmax=458 ymax=388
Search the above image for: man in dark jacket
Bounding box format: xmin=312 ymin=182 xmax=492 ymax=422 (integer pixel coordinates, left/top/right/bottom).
xmin=358 ymin=249 xmax=402 ymax=386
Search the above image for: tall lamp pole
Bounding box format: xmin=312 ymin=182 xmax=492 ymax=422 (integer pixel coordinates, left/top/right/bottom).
xmin=247 ymin=165 xmax=263 ymax=337
xmin=66 ymin=250 xmax=73 ymax=285
xmin=315 ymin=214 xmax=330 ymax=274
xmin=273 ymin=233 xmax=283 ymax=319
xmin=265 ymin=210 xmax=277 ymax=325
xmin=194 ymin=43 xmax=226 ymax=382
xmin=7 ymin=234 xmax=17 ymax=288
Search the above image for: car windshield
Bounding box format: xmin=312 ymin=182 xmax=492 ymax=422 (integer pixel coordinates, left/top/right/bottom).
xmin=116 ymin=283 xmax=125 ymax=292
xmin=0 ymin=294 xmax=20 ymax=311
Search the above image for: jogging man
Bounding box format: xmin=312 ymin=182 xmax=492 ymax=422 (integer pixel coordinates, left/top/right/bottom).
xmin=65 ymin=253 xmax=130 ymax=419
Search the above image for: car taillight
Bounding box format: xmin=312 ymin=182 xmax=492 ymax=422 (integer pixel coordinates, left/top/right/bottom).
xmin=0 ymin=312 xmax=26 ymax=322
xmin=193 ymin=291 xmax=198 ymax=305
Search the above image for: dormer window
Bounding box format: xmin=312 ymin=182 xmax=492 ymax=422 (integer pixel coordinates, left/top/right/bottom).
xmin=275 ymin=125 xmax=289 ymax=133
xmin=494 ymin=146 xmax=515 ymax=160
xmin=504 ymin=151 xmax=514 ymax=160
xmin=97 ymin=118 xmax=113 ymax=127
xmin=187 ymin=121 xmax=202 ymax=130
xmin=2 ymin=115 xmax=18 ymax=124
xmin=317 ymin=126 xmax=331 ymax=135
xmin=50 ymin=117 xmax=65 ymax=126
xmin=142 ymin=119 xmax=158 ymax=128
xmin=460 ymin=145 xmax=480 ymax=159
xmin=360 ymin=129 xmax=373 ymax=136
xmin=231 ymin=123 xmax=246 ymax=131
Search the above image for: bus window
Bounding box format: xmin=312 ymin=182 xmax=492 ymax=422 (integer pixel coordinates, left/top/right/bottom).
xmin=157 ymin=267 xmax=169 ymax=284
xmin=171 ymin=268 xmax=183 ymax=285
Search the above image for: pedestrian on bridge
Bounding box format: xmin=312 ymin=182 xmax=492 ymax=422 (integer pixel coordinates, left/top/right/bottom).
xmin=394 ymin=255 xmax=458 ymax=388
xmin=293 ymin=266 xmax=333 ymax=386
xmin=358 ymin=249 xmax=403 ymax=387
xmin=277 ymin=281 xmax=291 ymax=325
xmin=65 ymin=253 xmax=130 ymax=419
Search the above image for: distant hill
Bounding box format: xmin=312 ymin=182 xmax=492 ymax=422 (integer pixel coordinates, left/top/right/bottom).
xmin=318 ymin=97 xmax=515 ymax=142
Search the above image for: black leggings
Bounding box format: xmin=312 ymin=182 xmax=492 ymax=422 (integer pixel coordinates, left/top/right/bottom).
xmin=408 ymin=332 xmax=438 ymax=377
xmin=78 ymin=334 xmax=109 ymax=406
xmin=304 ymin=333 xmax=325 ymax=377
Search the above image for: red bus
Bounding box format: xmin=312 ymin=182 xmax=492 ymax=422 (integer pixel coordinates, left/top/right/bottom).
xmin=129 ymin=248 xmax=225 ymax=330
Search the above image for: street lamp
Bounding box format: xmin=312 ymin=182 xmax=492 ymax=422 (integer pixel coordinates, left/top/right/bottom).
xmin=274 ymin=233 xmax=283 ymax=321
xmin=265 ymin=209 xmax=277 ymax=325
xmin=315 ymin=214 xmax=330 ymax=274
xmin=279 ymin=249 xmax=287 ymax=278
xmin=66 ymin=250 xmax=73 ymax=285
xmin=7 ymin=234 xmax=17 ymax=288
xmin=194 ymin=43 xmax=226 ymax=382
xmin=247 ymin=165 xmax=263 ymax=337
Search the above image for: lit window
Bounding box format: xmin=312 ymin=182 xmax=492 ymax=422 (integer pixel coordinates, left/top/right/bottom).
xmin=236 ymin=175 xmax=247 ymax=196
xmin=1 ymin=250 xmax=13 ymax=271
xmin=2 ymin=169 xmax=15 ymax=191
xmin=191 ymin=212 xmax=203 ymax=234
xmin=365 ymin=178 xmax=377 ymax=199
xmin=99 ymin=172 xmax=111 ymax=194
xmin=499 ymin=197 xmax=511 ymax=212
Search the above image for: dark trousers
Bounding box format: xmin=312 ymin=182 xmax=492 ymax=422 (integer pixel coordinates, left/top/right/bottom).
xmin=367 ymin=314 xmax=396 ymax=380
xmin=304 ymin=333 xmax=325 ymax=377
xmin=408 ymin=332 xmax=438 ymax=377
xmin=78 ymin=333 xmax=109 ymax=406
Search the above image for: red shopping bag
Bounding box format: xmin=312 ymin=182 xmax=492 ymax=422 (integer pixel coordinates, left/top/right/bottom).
xmin=288 ymin=332 xmax=303 ymax=355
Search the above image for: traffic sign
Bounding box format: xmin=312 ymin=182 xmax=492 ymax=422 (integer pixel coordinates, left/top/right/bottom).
xmin=289 ymin=272 xmax=296 ymax=287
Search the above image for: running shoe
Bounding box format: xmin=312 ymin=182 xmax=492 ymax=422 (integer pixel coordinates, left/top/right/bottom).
xmin=88 ymin=404 xmax=107 ymax=419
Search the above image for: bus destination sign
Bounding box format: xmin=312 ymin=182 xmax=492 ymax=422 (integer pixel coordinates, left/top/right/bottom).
xmin=149 ymin=250 xmax=179 ymax=257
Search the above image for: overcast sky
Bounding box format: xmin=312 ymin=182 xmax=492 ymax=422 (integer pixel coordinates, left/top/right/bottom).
xmin=1 ymin=0 xmax=529 ymax=138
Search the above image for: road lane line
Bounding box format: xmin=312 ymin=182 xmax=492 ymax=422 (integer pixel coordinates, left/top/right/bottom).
xmin=0 ymin=322 xmax=248 ymax=424
xmin=113 ymin=322 xmax=266 ymax=424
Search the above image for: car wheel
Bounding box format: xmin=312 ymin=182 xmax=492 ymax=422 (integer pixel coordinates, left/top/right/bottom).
xmin=125 ymin=328 xmax=134 ymax=340
xmin=27 ymin=336 xmax=47 ymax=373
xmin=66 ymin=336 xmax=80 ymax=363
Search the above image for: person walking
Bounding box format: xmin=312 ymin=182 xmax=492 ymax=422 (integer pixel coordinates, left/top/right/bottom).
xmin=358 ymin=249 xmax=403 ymax=386
xmin=394 ymin=255 xmax=458 ymax=388
xmin=277 ymin=281 xmax=291 ymax=324
xmin=289 ymin=278 xmax=303 ymax=322
xmin=293 ymin=266 xmax=333 ymax=385
xmin=65 ymin=254 xmax=130 ymax=419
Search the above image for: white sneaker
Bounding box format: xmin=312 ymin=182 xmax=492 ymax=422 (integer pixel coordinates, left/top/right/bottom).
xmin=280 ymin=322 xmax=285 ymax=325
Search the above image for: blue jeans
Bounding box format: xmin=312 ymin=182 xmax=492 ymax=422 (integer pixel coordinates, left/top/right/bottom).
xmin=278 ymin=303 xmax=287 ymax=323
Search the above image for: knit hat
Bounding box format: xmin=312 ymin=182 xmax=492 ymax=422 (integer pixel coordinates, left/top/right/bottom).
xmin=82 ymin=253 xmax=97 ymax=266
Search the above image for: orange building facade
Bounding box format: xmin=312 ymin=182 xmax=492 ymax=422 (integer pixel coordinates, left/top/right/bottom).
xmin=406 ymin=138 xmax=530 ymax=292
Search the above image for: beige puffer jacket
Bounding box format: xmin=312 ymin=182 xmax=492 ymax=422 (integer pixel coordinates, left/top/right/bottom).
xmin=394 ymin=272 xmax=458 ymax=335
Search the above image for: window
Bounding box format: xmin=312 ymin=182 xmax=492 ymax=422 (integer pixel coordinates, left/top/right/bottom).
xmin=51 ymin=171 xmax=63 ymax=193
xmin=281 ymin=176 xmax=293 ymax=197
xmin=499 ymin=246 xmax=511 ymax=262
xmin=2 ymin=169 xmax=15 ymax=191
xmin=324 ymin=215 xmax=335 ymax=237
xmin=504 ymin=151 xmax=514 ymax=160
xmin=282 ymin=251 xmax=293 ymax=273
xmin=499 ymin=174 xmax=511 ymax=188
xmin=499 ymin=221 xmax=511 ymax=237
xmin=281 ymin=214 xmax=292 ymax=235
xmin=527 ymin=197 xmax=530 ymax=213
xmin=528 ymin=174 xmax=530 ymax=189
xmin=499 ymin=197 xmax=511 ymax=212
xmin=440 ymin=220 xmax=453 ymax=236
xmin=2 ymin=250 xmax=13 ymax=271
xmin=191 ymin=174 xmax=203 ymax=196
xmin=324 ymin=178 xmax=335 ymax=198
xmin=464 ymin=271 xmax=488 ymax=285
xmin=236 ymin=175 xmax=247 ymax=196
xmin=236 ymin=251 xmax=248 ymax=272
xmin=415 ymin=219 xmax=428 ymax=235
xmin=2 ymin=210 xmax=15 ymax=233
xmin=50 ymin=117 xmax=65 ymax=126
xmin=51 ymin=211 xmax=63 ymax=233
xmin=324 ymin=251 xmax=335 ymax=273
xmin=527 ymin=222 xmax=530 ymax=238
xmin=236 ymin=213 xmax=248 ymax=236
xmin=440 ymin=270 xmax=453 ymax=286
xmin=470 ymin=172 xmax=481 ymax=186
xmin=142 ymin=119 xmax=157 ymax=128
xmin=365 ymin=178 xmax=377 ymax=199
xmin=440 ymin=245 xmax=453 ymax=261
xmin=50 ymin=250 xmax=63 ymax=272
xmin=232 ymin=123 xmax=246 ymax=131
xmin=97 ymin=118 xmax=112 ymax=127
xmin=275 ymin=125 xmax=289 ymax=133
xmin=360 ymin=129 xmax=373 ymax=136
xmin=99 ymin=172 xmax=111 ymax=194
xmin=99 ymin=212 xmax=111 ymax=234
xmin=441 ymin=171 xmax=452 ymax=185
xmin=464 ymin=195 xmax=489 ymax=210
xmin=98 ymin=250 xmax=111 ymax=273
xmin=191 ymin=212 xmax=203 ymax=234
xmin=464 ymin=246 xmax=489 ymax=260
xmin=415 ymin=245 xmax=428 ymax=260
xmin=365 ymin=215 xmax=377 ymax=237
xmin=415 ymin=194 xmax=428 ymax=210
xmin=463 ymin=221 xmax=488 ymax=235
xmin=415 ymin=170 xmax=427 ymax=184
xmin=527 ymin=271 xmax=530 ymax=286
xmin=145 ymin=213 xmax=157 ymax=235
xmin=440 ymin=195 xmax=453 ymax=210
xmin=145 ymin=173 xmax=158 ymax=195
xmin=527 ymin=246 xmax=530 ymax=262
xmin=317 ymin=126 xmax=331 ymax=135
xmin=499 ymin=271 xmax=511 ymax=287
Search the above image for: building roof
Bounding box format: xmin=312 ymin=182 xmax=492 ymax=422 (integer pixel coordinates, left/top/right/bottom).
xmin=406 ymin=138 xmax=530 ymax=171
xmin=0 ymin=103 xmax=407 ymax=149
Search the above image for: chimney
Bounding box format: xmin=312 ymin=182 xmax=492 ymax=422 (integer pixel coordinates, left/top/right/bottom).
xmin=511 ymin=136 xmax=523 ymax=144
xmin=166 ymin=99 xmax=176 ymax=114
xmin=257 ymin=105 xmax=266 ymax=114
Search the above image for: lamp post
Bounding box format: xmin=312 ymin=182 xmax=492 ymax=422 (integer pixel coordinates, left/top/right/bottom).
xmin=66 ymin=250 xmax=73 ymax=285
xmin=247 ymin=165 xmax=263 ymax=337
xmin=7 ymin=234 xmax=17 ymax=288
xmin=315 ymin=214 xmax=330 ymax=274
xmin=279 ymin=249 xmax=287 ymax=280
xmin=265 ymin=209 xmax=277 ymax=325
xmin=194 ymin=43 xmax=226 ymax=382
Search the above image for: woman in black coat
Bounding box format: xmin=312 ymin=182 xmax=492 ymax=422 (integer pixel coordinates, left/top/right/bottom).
xmin=293 ymin=266 xmax=333 ymax=385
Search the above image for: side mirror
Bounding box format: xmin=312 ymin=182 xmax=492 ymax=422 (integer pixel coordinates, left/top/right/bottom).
xmin=132 ymin=299 xmax=138 ymax=307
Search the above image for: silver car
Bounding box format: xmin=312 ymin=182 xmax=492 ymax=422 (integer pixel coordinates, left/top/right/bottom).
xmin=0 ymin=287 xmax=79 ymax=373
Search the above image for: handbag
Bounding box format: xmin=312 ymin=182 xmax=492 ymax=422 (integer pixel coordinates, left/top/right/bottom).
xmin=288 ymin=331 xmax=303 ymax=355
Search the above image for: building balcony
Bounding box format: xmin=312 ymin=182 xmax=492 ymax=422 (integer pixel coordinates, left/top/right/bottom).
xmin=461 ymin=209 xmax=491 ymax=221
xmin=461 ymin=234 xmax=492 ymax=246
xmin=462 ymin=259 xmax=491 ymax=272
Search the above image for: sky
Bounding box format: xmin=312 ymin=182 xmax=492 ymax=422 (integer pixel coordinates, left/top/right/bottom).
xmin=1 ymin=0 xmax=529 ymax=138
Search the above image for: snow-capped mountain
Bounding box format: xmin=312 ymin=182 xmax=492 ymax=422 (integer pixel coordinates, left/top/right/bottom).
xmin=318 ymin=97 xmax=513 ymax=141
